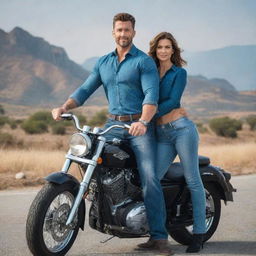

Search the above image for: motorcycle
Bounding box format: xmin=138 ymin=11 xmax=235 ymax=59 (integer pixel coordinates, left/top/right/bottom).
xmin=26 ymin=113 xmax=236 ymax=256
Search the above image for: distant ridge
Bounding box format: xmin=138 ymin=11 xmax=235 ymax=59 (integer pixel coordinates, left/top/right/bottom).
xmin=184 ymin=45 xmax=256 ymax=91
xmin=83 ymin=45 xmax=256 ymax=91
xmin=0 ymin=27 xmax=255 ymax=117
xmin=0 ymin=27 xmax=90 ymax=106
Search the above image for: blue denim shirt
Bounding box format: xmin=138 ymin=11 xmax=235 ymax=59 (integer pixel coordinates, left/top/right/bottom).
xmin=70 ymin=45 xmax=159 ymax=115
xmin=157 ymin=65 xmax=187 ymax=117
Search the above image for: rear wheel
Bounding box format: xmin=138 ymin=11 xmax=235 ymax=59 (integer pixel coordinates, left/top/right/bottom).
xmin=26 ymin=182 xmax=83 ymax=256
xmin=168 ymin=183 xmax=221 ymax=245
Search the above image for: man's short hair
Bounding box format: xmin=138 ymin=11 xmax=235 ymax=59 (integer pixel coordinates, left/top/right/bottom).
xmin=113 ymin=13 xmax=136 ymax=29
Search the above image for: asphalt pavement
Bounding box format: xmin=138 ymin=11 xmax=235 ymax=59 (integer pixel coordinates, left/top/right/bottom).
xmin=0 ymin=174 xmax=255 ymax=256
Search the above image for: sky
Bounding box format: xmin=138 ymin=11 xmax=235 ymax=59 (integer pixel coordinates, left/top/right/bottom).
xmin=1 ymin=0 xmax=256 ymax=63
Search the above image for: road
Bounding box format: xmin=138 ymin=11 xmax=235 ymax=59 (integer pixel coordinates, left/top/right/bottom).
xmin=0 ymin=174 xmax=255 ymax=256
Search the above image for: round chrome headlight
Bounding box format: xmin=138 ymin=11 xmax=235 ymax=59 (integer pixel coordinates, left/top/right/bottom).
xmin=69 ymin=133 xmax=91 ymax=157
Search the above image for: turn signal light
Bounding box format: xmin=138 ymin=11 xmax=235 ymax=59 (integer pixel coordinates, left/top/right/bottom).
xmin=97 ymin=157 xmax=103 ymax=164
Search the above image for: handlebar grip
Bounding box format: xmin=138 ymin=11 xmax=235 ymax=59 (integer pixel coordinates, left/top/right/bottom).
xmin=60 ymin=113 xmax=73 ymax=120
xmin=124 ymin=124 xmax=131 ymax=129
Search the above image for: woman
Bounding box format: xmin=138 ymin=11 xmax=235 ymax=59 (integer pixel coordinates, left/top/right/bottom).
xmin=149 ymin=32 xmax=206 ymax=253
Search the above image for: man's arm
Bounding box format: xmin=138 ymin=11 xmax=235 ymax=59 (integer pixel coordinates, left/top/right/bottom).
xmin=52 ymin=59 xmax=102 ymax=121
xmin=129 ymin=104 xmax=157 ymax=136
xmin=129 ymin=56 xmax=159 ymax=136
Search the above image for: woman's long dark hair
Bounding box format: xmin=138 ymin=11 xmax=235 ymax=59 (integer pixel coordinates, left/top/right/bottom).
xmin=149 ymin=32 xmax=187 ymax=67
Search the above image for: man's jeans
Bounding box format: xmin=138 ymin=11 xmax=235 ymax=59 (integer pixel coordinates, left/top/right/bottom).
xmin=103 ymin=119 xmax=168 ymax=240
xmin=156 ymin=117 xmax=206 ymax=234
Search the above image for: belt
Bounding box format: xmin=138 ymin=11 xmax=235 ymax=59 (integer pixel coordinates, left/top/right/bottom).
xmin=109 ymin=113 xmax=141 ymax=122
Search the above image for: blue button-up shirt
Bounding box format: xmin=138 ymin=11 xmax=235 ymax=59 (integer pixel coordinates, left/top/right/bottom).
xmin=70 ymin=45 xmax=159 ymax=115
xmin=157 ymin=65 xmax=187 ymax=117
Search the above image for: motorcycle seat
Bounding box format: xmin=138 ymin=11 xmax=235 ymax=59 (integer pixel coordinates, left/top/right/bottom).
xmin=163 ymin=155 xmax=210 ymax=182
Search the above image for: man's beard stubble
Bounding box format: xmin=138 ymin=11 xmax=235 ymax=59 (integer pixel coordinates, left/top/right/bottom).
xmin=117 ymin=37 xmax=132 ymax=48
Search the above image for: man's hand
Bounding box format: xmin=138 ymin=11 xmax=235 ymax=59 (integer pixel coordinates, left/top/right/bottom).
xmin=52 ymin=107 xmax=67 ymax=121
xmin=129 ymin=121 xmax=147 ymax=136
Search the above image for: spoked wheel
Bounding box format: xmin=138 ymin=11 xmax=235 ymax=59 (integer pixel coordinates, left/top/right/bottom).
xmin=26 ymin=183 xmax=83 ymax=256
xmin=168 ymin=183 xmax=221 ymax=245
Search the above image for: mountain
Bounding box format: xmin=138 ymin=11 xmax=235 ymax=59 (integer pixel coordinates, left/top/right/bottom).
xmin=82 ymin=57 xmax=99 ymax=72
xmin=0 ymin=27 xmax=90 ymax=106
xmin=83 ymin=45 xmax=256 ymax=91
xmin=184 ymin=45 xmax=256 ymax=91
xmin=182 ymin=75 xmax=256 ymax=117
xmin=0 ymin=28 xmax=255 ymax=117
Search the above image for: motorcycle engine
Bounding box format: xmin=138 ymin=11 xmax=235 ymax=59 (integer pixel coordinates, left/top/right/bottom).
xmin=116 ymin=202 xmax=149 ymax=233
xmin=102 ymin=168 xmax=140 ymax=205
xmin=101 ymin=168 xmax=148 ymax=233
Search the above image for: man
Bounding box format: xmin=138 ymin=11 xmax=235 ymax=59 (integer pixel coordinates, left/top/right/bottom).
xmin=52 ymin=13 xmax=173 ymax=255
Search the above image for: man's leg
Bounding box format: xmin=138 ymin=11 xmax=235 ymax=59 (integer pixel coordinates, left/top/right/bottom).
xmin=128 ymin=123 xmax=168 ymax=240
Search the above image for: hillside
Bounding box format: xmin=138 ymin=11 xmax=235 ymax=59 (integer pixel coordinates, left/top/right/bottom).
xmin=0 ymin=27 xmax=90 ymax=106
xmin=0 ymin=27 xmax=255 ymax=118
xmin=184 ymin=45 xmax=256 ymax=91
xmin=83 ymin=45 xmax=256 ymax=91
xmin=183 ymin=76 xmax=256 ymax=118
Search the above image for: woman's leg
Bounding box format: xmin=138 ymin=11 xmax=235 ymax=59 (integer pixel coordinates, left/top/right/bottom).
xmin=156 ymin=126 xmax=177 ymax=180
xmin=175 ymin=123 xmax=206 ymax=234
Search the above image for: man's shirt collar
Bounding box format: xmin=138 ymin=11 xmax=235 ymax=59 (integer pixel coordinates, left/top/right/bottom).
xmin=111 ymin=44 xmax=137 ymax=57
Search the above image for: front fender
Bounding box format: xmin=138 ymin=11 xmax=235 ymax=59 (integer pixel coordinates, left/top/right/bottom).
xmin=45 ymin=172 xmax=86 ymax=230
xmin=45 ymin=172 xmax=80 ymax=185
xmin=200 ymin=165 xmax=235 ymax=202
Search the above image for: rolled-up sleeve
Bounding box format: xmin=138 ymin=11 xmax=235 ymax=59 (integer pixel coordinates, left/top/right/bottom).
xmin=70 ymin=59 xmax=102 ymax=106
xmin=140 ymin=57 xmax=159 ymax=106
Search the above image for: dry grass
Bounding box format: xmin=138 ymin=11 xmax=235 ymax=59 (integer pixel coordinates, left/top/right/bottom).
xmin=0 ymin=149 xmax=81 ymax=190
xmin=0 ymin=142 xmax=255 ymax=177
xmin=199 ymin=143 xmax=256 ymax=175
xmin=0 ymin=123 xmax=255 ymax=189
xmin=0 ymin=149 xmax=66 ymax=175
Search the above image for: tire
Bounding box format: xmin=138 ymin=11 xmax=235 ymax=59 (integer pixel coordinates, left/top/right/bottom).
xmin=168 ymin=183 xmax=221 ymax=245
xmin=26 ymin=182 xmax=83 ymax=256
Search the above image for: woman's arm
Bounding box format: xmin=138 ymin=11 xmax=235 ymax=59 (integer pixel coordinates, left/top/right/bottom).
xmin=158 ymin=68 xmax=187 ymax=115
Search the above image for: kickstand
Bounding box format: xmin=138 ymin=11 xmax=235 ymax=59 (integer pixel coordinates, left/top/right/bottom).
xmin=100 ymin=235 xmax=115 ymax=244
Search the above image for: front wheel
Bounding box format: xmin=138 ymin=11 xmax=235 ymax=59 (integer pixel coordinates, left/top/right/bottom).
xmin=168 ymin=183 xmax=221 ymax=245
xmin=26 ymin=182 xmax=83 ymax=256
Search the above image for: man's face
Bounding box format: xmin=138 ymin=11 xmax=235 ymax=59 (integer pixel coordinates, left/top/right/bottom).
xmin=112 ymin=21 xmax=136 ymax=48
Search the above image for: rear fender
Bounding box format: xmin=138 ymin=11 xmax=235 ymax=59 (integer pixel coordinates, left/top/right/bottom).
xmin=200 ymin=165 xmax=235 ymax=203
xmin=45 ymin=172 xmax=86 ymax=230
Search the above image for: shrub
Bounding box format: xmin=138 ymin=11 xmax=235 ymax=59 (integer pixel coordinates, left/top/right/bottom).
xmin=0 ymin=116 xmax=9 ymax=127
xmin=0 ymin=132 xmax=15 ymax=147
xmin=246 ymin=115 xmax=256 ymax=130
xmin=88 ymin=109 xmax=108 ymax=127
xmin=9 ymin=119 xmax=18 ymax=129
xmin=209 ymin=117 xmax=242 ymax=138
xmin=0 ymin=104 xmax=5 ymax=115
xmin=21 ymin=120 xmax=48 ymax=134
xmin=196 ymin=122 xmax=208 ymax=133
xmin=51 ymin=123 xmax=66 ymax=135
xmin=76 ymin=114 xmax=87 ymax=126
xmin=30 ymin=111 xmax=53 ymax=125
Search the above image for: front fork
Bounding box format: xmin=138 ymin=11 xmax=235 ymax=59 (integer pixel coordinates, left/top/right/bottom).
xmin=61 ymin=136 xmax=106 ymax=226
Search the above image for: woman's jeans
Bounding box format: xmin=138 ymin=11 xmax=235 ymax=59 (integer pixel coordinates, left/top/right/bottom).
xmin=156 ymin=117 xmax=206 ymax=234
xmin=103 ymin=118 xmax=168 ymax=240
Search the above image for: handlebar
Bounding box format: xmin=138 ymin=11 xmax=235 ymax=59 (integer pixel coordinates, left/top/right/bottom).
xmin=61 ymin=113 xmax=83 ymax=132
xmin=60 ymin=113 xmax=131 ymax=134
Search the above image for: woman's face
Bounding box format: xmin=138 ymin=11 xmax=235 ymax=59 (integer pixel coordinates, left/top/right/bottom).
xmin=156 ymin=39 xmax=174 ymax=62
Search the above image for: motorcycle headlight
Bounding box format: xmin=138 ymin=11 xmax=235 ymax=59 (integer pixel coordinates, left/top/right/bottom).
xmin=69 ymin=133 xmax=91 ymax=157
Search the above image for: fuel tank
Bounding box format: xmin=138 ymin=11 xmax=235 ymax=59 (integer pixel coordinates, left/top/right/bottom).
xmin=101 ymin=143 xmax=137 ymax=168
